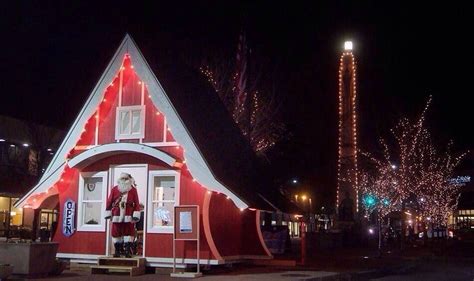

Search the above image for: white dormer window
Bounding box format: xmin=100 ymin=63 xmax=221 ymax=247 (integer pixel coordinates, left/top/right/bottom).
xmin=115 ymin=105 xmax=145 ymax=140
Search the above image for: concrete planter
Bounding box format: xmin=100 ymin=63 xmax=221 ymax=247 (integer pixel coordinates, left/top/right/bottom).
xmin=0 ymin=264 xmax=14 ymax=280
xmin=0 ymin=242 xmax=59 ymax=276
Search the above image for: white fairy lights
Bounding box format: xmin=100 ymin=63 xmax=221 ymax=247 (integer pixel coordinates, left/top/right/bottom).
xmin=25 ymin=54 xmax=250 ymax=212
xmin=360 ymin=96 xmax=467 ymax=227
xmin=337 ymin=41 xmax=359 ymax=213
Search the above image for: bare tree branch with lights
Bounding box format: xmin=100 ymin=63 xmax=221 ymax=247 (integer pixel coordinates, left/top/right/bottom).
xmin=360 ymin=97 xmax=433 ymax=217
xmin=416 ymin=140 xmax=467 ymax=228
xmin=199 ymin=33 xmax=285 ymax=156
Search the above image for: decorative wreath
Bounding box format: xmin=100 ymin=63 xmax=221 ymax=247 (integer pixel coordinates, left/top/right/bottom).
xmin=87 ymin=183 xmax=95 ymax=192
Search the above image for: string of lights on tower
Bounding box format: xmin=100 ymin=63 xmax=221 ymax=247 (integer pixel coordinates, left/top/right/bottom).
xmin=337 ymin=41 xmax=359 ymax=215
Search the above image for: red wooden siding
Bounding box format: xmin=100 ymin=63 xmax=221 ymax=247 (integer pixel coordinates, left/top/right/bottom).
xmin=208 ymin=194 xmax=267 ymax=257
xmin=97 ymin=81 xmax=119 ymax=144
xmin=74 ymin=55 xmax=178 ymax=148
xmin=145 ymin=168 xmax=214 ymax=260
xmin=53 ymin=151 xmax=215 ymax=259
xmin=143 ymin=97 xmax=165 ymax=143
xmin=121 ymin=59 xmax=142 ymax=107
xmin=52 ymin=168 xmax=106 ymax=255
xmin=75 ymin=114 xmax=96 ymax=147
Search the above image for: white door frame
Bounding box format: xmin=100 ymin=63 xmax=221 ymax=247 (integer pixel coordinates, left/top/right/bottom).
xmin=105 ymin=164 xmax=148 ymax=257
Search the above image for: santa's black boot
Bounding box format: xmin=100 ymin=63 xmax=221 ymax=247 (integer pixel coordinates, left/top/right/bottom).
xmin=124 ymin=242 xmax=132 ymax=258
xmin=113 ymin=242 xmax=122 ymax=258
xmin=119 ymin=242 xmax=125 ymax=256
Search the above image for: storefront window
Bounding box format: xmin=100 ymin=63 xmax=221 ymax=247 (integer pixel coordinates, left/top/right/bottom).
xmin=77 ymin=172 xmax=107 ymax=231
xmin=148 ymin=171 xmax=179 ymax=233
xmin=0 ymin=197 xmax=24 ymax=237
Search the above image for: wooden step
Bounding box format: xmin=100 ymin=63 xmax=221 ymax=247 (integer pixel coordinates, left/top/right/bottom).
xmin=90 ymin=265 xmax=145 ymax=276
xmin=97 ymin=256 xmax=145 ymax=267
xmin=92 ymin=257 xmax=146 ymax=276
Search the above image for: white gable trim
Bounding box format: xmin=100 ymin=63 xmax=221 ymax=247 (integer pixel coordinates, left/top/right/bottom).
xmin=16 ymin=34 xmax=248 ymax=209
xmin=67 ymin=143 xmax=179 ymax=168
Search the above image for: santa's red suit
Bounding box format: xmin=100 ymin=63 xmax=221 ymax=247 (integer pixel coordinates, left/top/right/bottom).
xmin=105 ymin=173 xmax=141 ymax=257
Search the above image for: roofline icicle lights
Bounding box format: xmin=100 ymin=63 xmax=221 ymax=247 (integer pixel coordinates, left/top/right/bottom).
xmin=22 ymin=53 xmax=251 ymax=212
xmin=337 ymin=41 xmax=359 ymax=215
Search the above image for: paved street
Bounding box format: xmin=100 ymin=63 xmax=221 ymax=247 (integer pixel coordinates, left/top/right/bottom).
xmin=5 ymin=257 xmax=474 ymax=281
xmin=9 ymin=270 xmax=339 ymax=281
xmin=370 ymin=259 xmax=474 ymax=281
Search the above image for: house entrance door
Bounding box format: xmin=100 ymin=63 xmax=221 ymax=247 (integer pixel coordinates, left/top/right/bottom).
xmin=107 ymin=164 xmax=148 ymax=257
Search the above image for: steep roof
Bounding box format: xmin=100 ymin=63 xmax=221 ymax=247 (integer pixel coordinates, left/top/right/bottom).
xmin=130 ymin=35 xmax=297 ymax=212
xmin=16 ymin=34 xmax=296 ymax=213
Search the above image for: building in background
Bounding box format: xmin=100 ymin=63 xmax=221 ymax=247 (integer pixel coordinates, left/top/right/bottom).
xmin=0 ymin=115 xmax=63 ymax=238
xmin=453 ymin=152 xmax=474 ymax=232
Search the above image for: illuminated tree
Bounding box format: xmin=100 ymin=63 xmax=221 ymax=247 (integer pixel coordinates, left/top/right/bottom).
xmin=359 ymin=97 xmax=434 ymax=218
xmin=199 ymin=33 xmax=285 ymax=156
xmin=416 ymin=141 xmax=467 ymax=228
xmin=360 ymin=96 xmax=466 ymax=244
xmin=359 ymin=158 xmax=400 ymax=219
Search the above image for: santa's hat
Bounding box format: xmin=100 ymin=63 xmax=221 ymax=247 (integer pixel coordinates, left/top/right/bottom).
xmin=119 ymin=172 xmax=132 ymax=180
xmin=118 ymin=172 xmax=136 ymax=186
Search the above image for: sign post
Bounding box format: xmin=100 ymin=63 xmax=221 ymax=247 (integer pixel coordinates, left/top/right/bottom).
xmin=171 ymin=205 xmax=202 ymax=278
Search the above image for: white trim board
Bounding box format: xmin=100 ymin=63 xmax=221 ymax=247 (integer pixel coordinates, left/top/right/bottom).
xmin=16 ymin=34 xmax=247 ymax=209
xmin=76 ymin=171 xmax=108 ymax=232
xmin=57 ymin=253 xmax=270 ymax=266
xmin=67 ymin=143 xmax=179 ymax=169
xmin=147 ymin=170 xmax=181 ymax=234
xmin=56 ymin=252 xmax=223 ymax=266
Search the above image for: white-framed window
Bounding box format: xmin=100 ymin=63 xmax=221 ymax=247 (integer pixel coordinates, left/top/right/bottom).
xmin=147 ymin=170 xmax=180 ymax=233
xmin=115 ymin=105 xmax=145 ymax=140
xmin=77 ymin=171 xmax=108 ymax=232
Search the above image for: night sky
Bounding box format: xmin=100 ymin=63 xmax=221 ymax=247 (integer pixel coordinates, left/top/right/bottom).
xmin=1 ymin=1 xmax=473 ymax=207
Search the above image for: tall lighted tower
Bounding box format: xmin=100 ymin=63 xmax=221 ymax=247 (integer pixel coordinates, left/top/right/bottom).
xmin=336 ymin=41 xmax=359 ymax=218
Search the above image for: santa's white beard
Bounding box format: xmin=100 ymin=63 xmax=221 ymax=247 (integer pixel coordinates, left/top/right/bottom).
xmin=118 ymin=179 xmax=132 ymax=193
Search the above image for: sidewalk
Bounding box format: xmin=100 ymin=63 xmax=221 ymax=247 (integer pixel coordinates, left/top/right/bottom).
xmin=7 ymin=240 xmax=473 ymax=280
xmin=10 ymin=268 xmax=341 ymax=281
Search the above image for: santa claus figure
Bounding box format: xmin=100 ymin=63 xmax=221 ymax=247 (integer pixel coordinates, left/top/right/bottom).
xmin=105 ymin=173 xmax=141 ymax=258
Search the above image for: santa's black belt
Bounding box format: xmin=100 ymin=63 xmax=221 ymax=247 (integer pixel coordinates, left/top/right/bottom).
xmin=113 ymin=202 xmax=136 ymax=208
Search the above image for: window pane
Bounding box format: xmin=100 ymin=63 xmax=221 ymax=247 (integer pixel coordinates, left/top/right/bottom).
xmin=83 ymin=177 xmax=103 ymax=200
xmin=120 ymin=111 xmax=130 ymax=134
xmin=83 ymin=202 xmax=102 ymax=225
xmin=153 ymin=176 xmax=175 ymax=201
xmin=131 ymin=110 xmax=141 ymax=134
xmin=152 ymin=202 xmax=174 ymax=227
